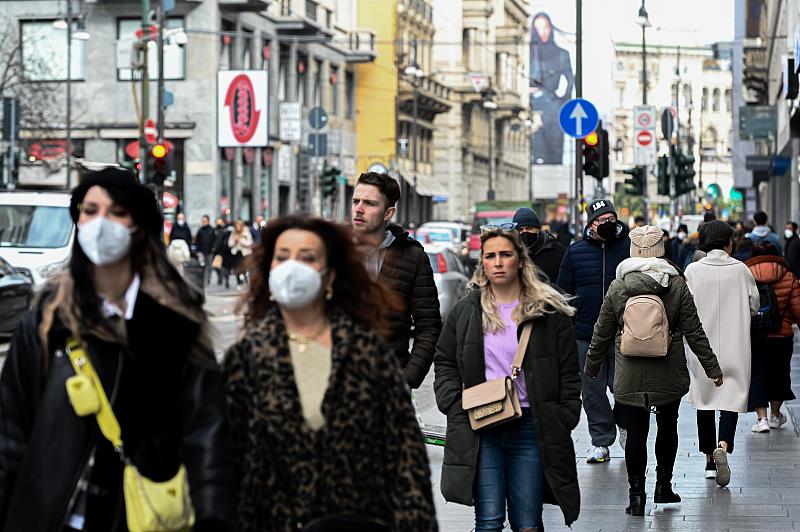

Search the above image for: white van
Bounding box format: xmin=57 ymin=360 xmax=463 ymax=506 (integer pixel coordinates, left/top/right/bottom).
xmin=0 ymin=191 xmax=74 ymax=290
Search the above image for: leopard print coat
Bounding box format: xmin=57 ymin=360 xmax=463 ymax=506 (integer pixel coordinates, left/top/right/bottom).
xmin=223 ymin=306 xmax=438 ymax=531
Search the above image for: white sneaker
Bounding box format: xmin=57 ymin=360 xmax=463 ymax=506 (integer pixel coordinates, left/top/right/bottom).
xmin=713 ymin=446 xmax=731 ymax=487
xmin=586 ymin=446 xmax=610 ymax=463
xmin=751 ymin=417 xmax=770 ymax=433
xmin=769 ymin=412 xmax=788 ymax=429
xmin=618 ymin=428 xmax=627 ymax=451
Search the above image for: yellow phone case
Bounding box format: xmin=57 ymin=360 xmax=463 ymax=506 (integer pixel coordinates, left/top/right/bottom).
xmin=66 ymin=374 xmax=101 ymax=417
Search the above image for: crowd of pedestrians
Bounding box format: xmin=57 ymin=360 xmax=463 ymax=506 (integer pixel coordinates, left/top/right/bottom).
xmin=1 ymin=166 xmax=800 ymax=531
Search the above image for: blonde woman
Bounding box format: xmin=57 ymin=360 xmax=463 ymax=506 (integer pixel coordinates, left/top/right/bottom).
xmin=434 ymin=225 xmax=581 ymax=532
xmin=228 ymin=219 xmax=254 ymax=285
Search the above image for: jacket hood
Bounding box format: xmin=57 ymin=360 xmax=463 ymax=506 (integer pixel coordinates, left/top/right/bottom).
xmin=616 ymin=257 xmax=679 ymax=294
xmin=387 ymin=223 xmax=421 ymax=249
xmin=746 ymin=255 xmax=790 ymax=284
xmin=582 ymin=220 xmax=629 ymax=244
xmin=751 ymin=225 xmax=772 ymax=238
xmin=528 ymin=231 xmax=559 ymax=255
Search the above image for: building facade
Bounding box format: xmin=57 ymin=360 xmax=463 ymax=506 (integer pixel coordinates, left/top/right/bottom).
xmin=3 ymin=0 xmax=376 ymax=226
xmin=611 ymin=42 xmax=734 ymax=218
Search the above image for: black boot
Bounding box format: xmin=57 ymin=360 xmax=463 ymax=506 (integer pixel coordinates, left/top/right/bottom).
xmin=654 ymin=466 xmax=681 ymax=503
xmin=625 ymin=475 xmax=645 ymax=516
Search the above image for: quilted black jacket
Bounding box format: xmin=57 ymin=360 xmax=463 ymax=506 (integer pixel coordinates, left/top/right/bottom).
xmin=378 ymin=224 xmax=442 ymax=389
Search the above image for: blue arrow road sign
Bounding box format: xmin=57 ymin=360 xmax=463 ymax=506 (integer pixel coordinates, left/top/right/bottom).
xmin=558 ymin=98 xmax=599 ymax=139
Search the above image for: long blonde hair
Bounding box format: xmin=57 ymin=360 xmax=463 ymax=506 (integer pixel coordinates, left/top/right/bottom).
xmin=470 ymin=228 xmax=575 ymax=333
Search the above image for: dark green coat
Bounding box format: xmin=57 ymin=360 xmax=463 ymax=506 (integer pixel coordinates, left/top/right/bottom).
xmin=585 ymin=263 xmax=722 ymax=408
xmin=433 ymin=290 xmax=581 ymax=526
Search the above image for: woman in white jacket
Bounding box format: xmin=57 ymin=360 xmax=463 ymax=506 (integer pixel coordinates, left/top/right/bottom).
xmin=685 ymin=221 xmax=759 ymax=488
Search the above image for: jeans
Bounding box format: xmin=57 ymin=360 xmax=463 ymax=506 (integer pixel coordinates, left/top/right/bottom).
xmin=617 ymin=400 xmax=680 ymax=478
xmin=577 ymin=340 xmax=617 ymax=447
xmin=697 ymin=409 xmax=738 ymax=454
xmin=474 ymin=409 xmax=545 ymax=531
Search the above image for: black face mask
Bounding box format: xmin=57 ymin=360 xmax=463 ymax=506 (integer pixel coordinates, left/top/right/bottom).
xmin=216 ymin=224 xmax=224 ymax=229
xmin=520 ymin=231 xmax=540 ymax=249
xmin=596 ymin=221 xmax=617 ymax=240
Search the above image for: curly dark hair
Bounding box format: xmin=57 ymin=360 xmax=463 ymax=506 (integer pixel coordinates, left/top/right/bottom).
xmin=241 ymin=214 xmax=397 ymax=332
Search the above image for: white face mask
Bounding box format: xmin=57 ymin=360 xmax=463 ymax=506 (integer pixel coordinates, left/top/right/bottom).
xmin=268 ymin=260 xmax=327 ymax=309
xmin=678 ymin=232 xmax=687 ymax=240
xmin=786 ymin=229 xmax=795 ymax=239
xmin=77 ymin=217 xmax=135 ymax=266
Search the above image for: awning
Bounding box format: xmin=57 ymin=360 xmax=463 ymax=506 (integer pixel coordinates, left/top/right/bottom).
xmin=398 ymin=172 xmax=449 ymax=198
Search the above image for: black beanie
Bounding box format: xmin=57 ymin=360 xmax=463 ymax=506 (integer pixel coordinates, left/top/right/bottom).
xmin=70 ymin=167 xmax=163 ymax=238
xmin=513 ymin=207 xmax=541 ymax=229
xmin=585 ymin=198 xmax=616 ymax=225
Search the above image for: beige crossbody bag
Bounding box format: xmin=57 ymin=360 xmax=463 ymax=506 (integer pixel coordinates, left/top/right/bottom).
xmin=461 ymin=323 xmax=533 ymax=431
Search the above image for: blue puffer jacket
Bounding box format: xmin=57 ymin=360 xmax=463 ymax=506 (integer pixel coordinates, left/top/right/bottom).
xmin=556 ymin=222 xmax=631 ymax=341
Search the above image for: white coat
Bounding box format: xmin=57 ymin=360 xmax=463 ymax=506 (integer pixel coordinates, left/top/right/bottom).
xmin=685 ymin=249 xmax=759 ymax=412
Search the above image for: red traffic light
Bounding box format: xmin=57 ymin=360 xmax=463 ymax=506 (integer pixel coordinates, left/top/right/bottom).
xmin=584 ymin=131 xmax=599 ymax=146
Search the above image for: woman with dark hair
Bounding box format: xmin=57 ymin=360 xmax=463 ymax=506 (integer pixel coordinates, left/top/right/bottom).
xmin=585 ymin=226 xmax=721 ymax=516
xmin=745 ymin=241 xmax=800 ymax=432
xmin=685 ymin=221 xmax=759 ymax=487
xmin=223 ymin=214 xmax=437 ymax=531
xmin=0 ymin=168 xmax=237 ymax=530
xmin=435 ymin=226 xmax=580 ymax=531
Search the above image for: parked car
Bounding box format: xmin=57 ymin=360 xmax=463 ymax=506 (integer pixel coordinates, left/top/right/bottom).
xmin=467 ymin=210 xmax=516 ymax=263
xmin=0 ymin=256 xmax=33 ymax=337
xmin=420 ymin=221 xmax=471 ymax=261
xmin=425 ymin=244 xmax=470 ymax=319
xmin=0 ymin=191 xmax=74 ymax=290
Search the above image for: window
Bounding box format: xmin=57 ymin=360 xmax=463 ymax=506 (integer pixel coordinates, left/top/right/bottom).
xmin=0 ymin=204 xmax=72 ymax=248
xmin=117 ymin=18 xmax=185 ymax=80
xmin=712 ymin=88 xmax=720 ymax=112
xmin=305 ymin=0 xmax=317 ymax=22
xmin=701 ymin=88 xmax=708 ymax=111
xmin=725 ymin=89 xmax=732 ymax=113
xmin=279 ymin=47 xmax=288 ymax=101
xmin=313 ymin=59 xmax=322 ymax=108
xmin=325 ymin=9 xmax=333 ymax=29
xmin=345 ymin=70 xmax=355 ymax=119
xmin=21 ymin=20 xmax=86 ymax=81
xmin=682 ymin=84 xmax=692 ymax=108
xmin=330 ymin=65 xmax=339 ymax=115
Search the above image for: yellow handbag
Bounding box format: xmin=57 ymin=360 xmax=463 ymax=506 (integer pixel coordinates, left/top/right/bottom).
xmin=64 ymin=338 xmax=195 ymax=532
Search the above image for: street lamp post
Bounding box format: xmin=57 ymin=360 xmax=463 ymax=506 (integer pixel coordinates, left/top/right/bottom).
xmin=483 ymin=90 xmax=497 ymax=201
xmin=636 ymin=0 xmax=650 ymax=223
xmin=405 ymin=39 xmax=424 ymax=226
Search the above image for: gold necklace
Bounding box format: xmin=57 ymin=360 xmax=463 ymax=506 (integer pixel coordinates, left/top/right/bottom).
xmin=288 ymin=324 xmax=329 ymax=354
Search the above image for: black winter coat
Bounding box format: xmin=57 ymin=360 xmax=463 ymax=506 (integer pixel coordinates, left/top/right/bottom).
xmin=525 ymin=232 xmax=567 ymax=282
xmin=0 ymin=282 xmax=237 ymax=531
xmin=433 ymin=290 xmax=581 ymax=526
xmin=785 ymin=235 xmax=800 ymax=279
xmin=378 ymin=224 xmax=442 ymax=389
xmin=556 ymin=222 xmax=631 ymax=341
xmin=195 ymin=225 xmax=217 ymax=256
xmin=169 ymin=222 xmax=192 ymax=244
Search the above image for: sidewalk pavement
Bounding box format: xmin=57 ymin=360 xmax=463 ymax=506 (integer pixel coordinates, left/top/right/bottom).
xmin=415 ymin=336 xmax=800 ymax=531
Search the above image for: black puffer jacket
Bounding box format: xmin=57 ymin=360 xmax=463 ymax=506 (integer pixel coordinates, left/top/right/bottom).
xmin=378 ymin=224 xmax=442 ymax=389
xmin=0 ymin=281 xmax=237 ymax=531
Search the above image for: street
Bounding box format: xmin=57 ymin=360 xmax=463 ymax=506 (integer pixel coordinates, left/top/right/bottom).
xmin=205 ymin=290 xmax=800 ymax=531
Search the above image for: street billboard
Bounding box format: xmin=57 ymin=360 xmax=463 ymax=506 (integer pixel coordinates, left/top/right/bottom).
xmin=217 ymin=70 xmax=269 ymax=147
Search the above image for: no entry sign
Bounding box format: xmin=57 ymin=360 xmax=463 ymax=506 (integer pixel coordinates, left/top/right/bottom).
xmin=634 ymin=105 xmax=657 ymax=165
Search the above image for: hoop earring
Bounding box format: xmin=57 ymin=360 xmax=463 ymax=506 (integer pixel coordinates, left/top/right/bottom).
xmin=269 ymin=293 xmax=276 ymax=302
xmin=326 ymin=286 xmax=334 ymax=300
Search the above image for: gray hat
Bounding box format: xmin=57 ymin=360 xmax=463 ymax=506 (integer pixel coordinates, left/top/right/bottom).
xmin=513 ymin=207 xmax=541 ymax=229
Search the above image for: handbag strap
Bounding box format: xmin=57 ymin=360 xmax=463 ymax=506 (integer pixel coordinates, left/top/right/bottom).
xmin=510 ymin=322 xmax=533 ymax=380
xmin=65 ymin=338 xmax=125 ymax=454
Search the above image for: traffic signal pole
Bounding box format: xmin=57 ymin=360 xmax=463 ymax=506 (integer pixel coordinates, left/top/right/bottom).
xmin=138 ymin=0 xmax=150 ymax=185
xmin=639 ymin=3 xmax=650 ymax=224
xmin=574 ymin=0 xmax=583 ymax=233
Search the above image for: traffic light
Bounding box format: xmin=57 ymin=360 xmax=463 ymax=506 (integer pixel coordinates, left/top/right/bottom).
xmin=675 ymin=149 xmax=696 ymax=196
xmin=320 ymin=163 xmax=340 ymax=198
xmin=623 ymin=166 xmax=645 ymax=196
xmin=148 ymin=142 xmax=172 ymax=185
xmin=597 ymin=125 xmax=609 ymax=178
xmin=657 ymin=155 xmax=669 ymax=196
xmin=582 ymin=130 xmax=601 ymax=178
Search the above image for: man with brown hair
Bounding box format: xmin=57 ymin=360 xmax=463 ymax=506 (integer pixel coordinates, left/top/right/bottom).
xmin=351 ymin=172 xmax=441 ymax=389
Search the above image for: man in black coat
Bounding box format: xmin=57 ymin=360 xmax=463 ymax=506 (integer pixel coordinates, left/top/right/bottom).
xmin=785 ymin=221 xmax=800 ymax=279
xmin=513 ymin=207 xmax=566 ymax=282
xmin=194 ymin=215 xmax=216 ymax=284
xmin=351 ymin=172 xmax=441 ymax=389
xmin=169 ymin=212 xmax=192 ymax=244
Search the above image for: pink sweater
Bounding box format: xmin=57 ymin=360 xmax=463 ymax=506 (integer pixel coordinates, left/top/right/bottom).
xmin=484 ymin=301 xmax=528 ymax=407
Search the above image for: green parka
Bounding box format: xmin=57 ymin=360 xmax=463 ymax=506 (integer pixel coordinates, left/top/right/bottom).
xmin=585 ymin=257 xmax=722 ymax=407
xmin=433 ymin=290 xmax=581 ymax=526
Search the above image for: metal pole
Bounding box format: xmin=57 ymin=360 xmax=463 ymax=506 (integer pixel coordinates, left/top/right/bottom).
xmin=66 ymin=0 xmax=72 ymax=187
xmin=138 ymin=0 xmax=150 ymax=184
xmin=411 ymin=39 xmax=420 ymax=225
xmin=488 ymin=106 xmax=494 ymax=200
xmin=575 ymin=0 xmax=583 ymax=233
xmin=156 ymin=0 xmax=165 ymax=143
xmin=640 ymin=5 xmax=650 ymax=223
xmin=670 ymin=45 xmax=680 ymax=217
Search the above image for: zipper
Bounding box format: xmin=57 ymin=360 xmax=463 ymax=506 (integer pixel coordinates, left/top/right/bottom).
xmin=602 ymin=242 xmax=607 ymax=298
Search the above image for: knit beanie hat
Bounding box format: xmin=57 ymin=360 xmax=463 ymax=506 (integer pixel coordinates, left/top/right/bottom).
xmin=629 ymin=225 xmax=665 ymax=258
xmin=585 ymin=199 xmax=616 ymax=225
xmin=513 ymin=207 xmax=541 ymax=228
